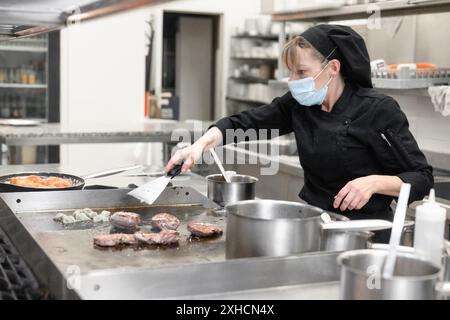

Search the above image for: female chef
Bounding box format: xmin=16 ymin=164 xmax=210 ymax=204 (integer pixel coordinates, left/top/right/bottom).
xmin=166 ymin=24 xmax=433 ymax=242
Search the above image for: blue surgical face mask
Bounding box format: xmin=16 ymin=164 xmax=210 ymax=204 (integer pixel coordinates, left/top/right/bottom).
xmin=288 ymin=63 xmax=333 ymax=107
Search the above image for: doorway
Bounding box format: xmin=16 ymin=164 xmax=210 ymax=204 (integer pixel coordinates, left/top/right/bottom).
xmin=162 ymin=12 xmax=219 ymax=121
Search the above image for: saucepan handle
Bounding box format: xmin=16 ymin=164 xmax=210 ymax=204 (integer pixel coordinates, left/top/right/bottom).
xmin=321 ymin=219 xmax=393 ymax=232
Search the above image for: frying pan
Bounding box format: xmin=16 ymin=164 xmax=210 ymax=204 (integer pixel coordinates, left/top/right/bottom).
xmin=0 ymin=165 xmax=143 ymax=192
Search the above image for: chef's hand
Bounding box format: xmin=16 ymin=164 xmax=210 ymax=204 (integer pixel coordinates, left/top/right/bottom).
xmin=165 ymin=127 xmax=223 ymax=173
xmin=333 ymin=175 xmax=379 ymax=211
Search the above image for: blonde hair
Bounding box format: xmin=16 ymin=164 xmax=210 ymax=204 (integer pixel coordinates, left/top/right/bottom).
xmin=282 ymin=36 xmax=327 ymax=71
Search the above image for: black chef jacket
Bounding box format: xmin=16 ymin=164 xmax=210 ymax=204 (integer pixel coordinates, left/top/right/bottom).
xmin=212 ymin=82 xmax=433 ymax=220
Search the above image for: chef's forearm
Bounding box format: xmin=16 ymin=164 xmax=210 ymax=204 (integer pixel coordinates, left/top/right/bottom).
xmin=373 ymin=175 xmax=403 ymax=197
xmin=195 ymin=127 xmax=223 ymax=150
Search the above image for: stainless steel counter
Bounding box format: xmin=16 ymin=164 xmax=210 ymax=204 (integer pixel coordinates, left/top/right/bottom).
xmin=173 ymin=282 xmax=339 ymax=300
xmin=0 ymin=120 xmax=210 ymax=146
xmin=76 ymin=251 xmax=341 ymax=300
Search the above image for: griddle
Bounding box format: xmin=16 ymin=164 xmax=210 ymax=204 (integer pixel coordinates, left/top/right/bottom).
xmin=0 ymin=185 xmax=343 ymax=300
xmin=0 ymin=186 xmax=225 ymax=298
xmin=22 ymin=203 xmax=226 ymax=272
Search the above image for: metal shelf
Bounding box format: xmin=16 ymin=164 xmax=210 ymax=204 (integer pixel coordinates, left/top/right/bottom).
xmin=272 ymin=0 xmax=450 ymax=22
xmin=226 ymin=96 xmax=269 ymax=105
xmin=0 ymin=83 xmax=47 ymax=89
xmin=376 ymin=87 xmax=431 ymax=97
xmin=232 ymin=34 xmax=279 ymax=41
xmin=5 ymin=38 xmax=48 ymax=45
xmin=231 ymin=56 xmax=278 ymax=62
xmin=267 ymin=79 xmax=434 ymax=97
xmin=269 ymin=79 xmax=288 ymax=88
xmin=0 ymin=45 xmax=47 ymax=52
xmin=229 ymin=76 xmax=271 ymax=84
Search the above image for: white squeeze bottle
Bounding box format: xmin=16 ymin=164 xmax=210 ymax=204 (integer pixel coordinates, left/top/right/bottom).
xmin=414 ymin=189 xmax=447 ymax=267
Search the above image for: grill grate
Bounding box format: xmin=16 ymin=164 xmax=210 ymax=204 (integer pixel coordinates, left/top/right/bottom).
xmin=0 ymin=227 xmax=47 ymax=300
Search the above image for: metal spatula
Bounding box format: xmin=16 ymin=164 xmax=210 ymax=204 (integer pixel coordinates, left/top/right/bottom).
xmin=127 ymin=163 xmax=184 ymax=205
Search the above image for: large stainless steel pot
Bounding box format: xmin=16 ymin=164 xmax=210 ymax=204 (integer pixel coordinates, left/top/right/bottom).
xmin=445 ymin=240 xmax=450 ymax=282
xmin=226 ymin=200 xmax=323 ymax=258
xmin=225 ymin=200 xmax=389 ymax=259
xmin=337 ymin=249 xmax=444 ymax=300
xmin=207 ymin=174 xmax=258 ymax=206
xmin=440 ymin=241 xmax=450 ymax=299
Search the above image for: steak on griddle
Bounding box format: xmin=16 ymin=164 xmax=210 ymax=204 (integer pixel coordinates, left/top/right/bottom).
xmin=134 ymin=230 xmax=180 ymax=245
xmin=120 ymin=234 xmax=139 ymax=245
xmin=151 ymin=213 xmax=180 ymax=230
xmin=187 ymin=223 xmax=223 ymax=238
xmin=94 ymin=233 xmax=138 ymax=247
xmin=110 ymin=211 xmax=141 ymax=233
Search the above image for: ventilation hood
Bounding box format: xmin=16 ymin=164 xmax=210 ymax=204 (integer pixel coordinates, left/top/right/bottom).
xmin=0 ymin=0 xmax=170 ymax=40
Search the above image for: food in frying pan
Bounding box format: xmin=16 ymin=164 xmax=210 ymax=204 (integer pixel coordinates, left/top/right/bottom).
xmin=151 ymin=213 xmax=180 ymax=231
xmin=187 ymin=222 xmax=223 ymax=238
xmin=54 ymin=208 xmax=111 ymax=225
xmin=134 ymin=230 xmax=180 ymax=245
xmin=93 ymin=233 xmax=139 ymax=247
xmin=8 ymin=175 xmax=73 ymax=188
xmin=110 ymin=211 xmax=141 ymax=233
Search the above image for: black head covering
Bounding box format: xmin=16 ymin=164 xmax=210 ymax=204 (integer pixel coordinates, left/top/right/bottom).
xmin=300 ymin=24 xmax=372 ymax=88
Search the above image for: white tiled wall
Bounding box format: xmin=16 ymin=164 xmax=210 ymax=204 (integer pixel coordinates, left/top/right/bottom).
xmin=389 ymin=93 xmax=450 ymax=156
xmin=355 ymin=12 xmax=450 ymax=167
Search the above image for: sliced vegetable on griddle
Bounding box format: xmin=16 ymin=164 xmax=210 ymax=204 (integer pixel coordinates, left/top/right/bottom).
xmin=54 ymin=208 xmax=111 ymax=225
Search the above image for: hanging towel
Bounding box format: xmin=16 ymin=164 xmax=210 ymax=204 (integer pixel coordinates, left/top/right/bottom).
xmin=428 ymin=85 xmax=450 ymax=116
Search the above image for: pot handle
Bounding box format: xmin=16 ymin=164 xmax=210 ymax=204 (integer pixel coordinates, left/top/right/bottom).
xmin=322 ymin=219 xmax=393 ymax=232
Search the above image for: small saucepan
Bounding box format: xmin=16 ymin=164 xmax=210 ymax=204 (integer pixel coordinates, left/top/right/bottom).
xmin=0 ymin=165 xmax=143 ymax=192
xmin=206 ymin=173 xmax=258 ymax=207
xmin=338 ymin=249 xmax=450 ymax=300
xmin=320 ymin=212 xmax=374 ymax=252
